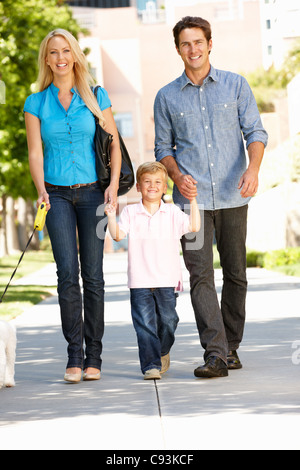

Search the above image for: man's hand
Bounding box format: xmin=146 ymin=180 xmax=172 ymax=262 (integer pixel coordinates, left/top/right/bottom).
xmin=239 ymin=141 xmax=265 ymax=198
xmin=238 ymin=168 xmax=259 ymax=198
xmin=176 ymin=174 xmax=198 ymax=200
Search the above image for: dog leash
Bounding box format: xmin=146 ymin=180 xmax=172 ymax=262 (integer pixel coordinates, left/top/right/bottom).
xmin=0 ymin=203 xmax=48 ymax=304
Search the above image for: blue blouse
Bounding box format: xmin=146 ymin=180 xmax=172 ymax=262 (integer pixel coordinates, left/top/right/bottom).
xmin=24 ymin=83 xmax=111 ymax=186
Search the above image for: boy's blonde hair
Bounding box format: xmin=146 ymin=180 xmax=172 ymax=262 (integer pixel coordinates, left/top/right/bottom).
xmin=136 ymin=162 xmax=168 ymax=184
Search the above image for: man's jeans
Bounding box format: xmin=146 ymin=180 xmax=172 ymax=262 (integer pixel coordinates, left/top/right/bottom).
xmin=181 ymin=205 xmax=248 ymax=364
xmin=130 ymin=288 xmax=179 ymax=374
xmin=46 ymin=183 xmax=106 ymax=371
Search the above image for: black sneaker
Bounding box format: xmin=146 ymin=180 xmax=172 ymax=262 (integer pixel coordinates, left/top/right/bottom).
xmin=227 ymin=350 xmax=243 ymax=370
xmin=194 ymin=356 xmax=228 ymax=378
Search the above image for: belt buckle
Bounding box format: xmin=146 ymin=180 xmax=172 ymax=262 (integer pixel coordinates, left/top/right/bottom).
xmin=70 ymin=184 xmax=81 ymax=189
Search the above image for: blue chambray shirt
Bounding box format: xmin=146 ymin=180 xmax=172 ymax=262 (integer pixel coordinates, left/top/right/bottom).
xmin=24 ymin=83 xmax=111 ymax=186
xmin=154 ymin=66 xmax=268 ymax=210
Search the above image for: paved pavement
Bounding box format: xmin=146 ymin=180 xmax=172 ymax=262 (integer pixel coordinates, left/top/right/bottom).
xmin=0 ymin=252 xmax=300 ymax=450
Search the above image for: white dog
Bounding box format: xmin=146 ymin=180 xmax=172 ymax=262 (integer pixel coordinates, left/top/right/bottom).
xmin=0 ymin=321 xmax=17 ymax=389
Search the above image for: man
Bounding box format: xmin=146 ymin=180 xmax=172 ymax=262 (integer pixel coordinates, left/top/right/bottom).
xmin=154 ymin=17 xmax=268 ymax=378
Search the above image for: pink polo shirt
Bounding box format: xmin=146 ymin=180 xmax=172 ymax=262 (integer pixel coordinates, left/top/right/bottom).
xmin=119 ymin=200 xmax=190 ymax=291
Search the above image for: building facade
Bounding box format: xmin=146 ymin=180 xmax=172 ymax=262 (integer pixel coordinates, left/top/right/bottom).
xmin=67 ymin=0 xmax=131 ymax=7
xmin=259 ymin=0 xmax=300 ymax=69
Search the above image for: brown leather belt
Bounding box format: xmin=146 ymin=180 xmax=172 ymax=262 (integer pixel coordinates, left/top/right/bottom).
xmin=45 ymin=181 xmax=98 ymax=190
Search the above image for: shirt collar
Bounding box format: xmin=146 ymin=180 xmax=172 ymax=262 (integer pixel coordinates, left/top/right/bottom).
xmin=137 ymin=198 xmax=167 ymax=216
xmin=50 ymin=82 xmax=77 ymax=95
xmin=180 ymin=65 xmax=218 ymax=90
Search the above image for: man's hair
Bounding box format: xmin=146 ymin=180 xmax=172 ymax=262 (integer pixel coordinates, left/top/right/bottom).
xmin=136 ymin=162 xmax=168 ymax=184
xmin=173 ymin=16 xmax=212 ymax=49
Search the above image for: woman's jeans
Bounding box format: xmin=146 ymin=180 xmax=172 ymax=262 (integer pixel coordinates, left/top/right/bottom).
xmin=181 ymin=205 xmax=248 ymax=364
xmin=46 ymin=183 xmax=106 ymax=371
xmin=130 ymin=288 xmax=179 ymax=374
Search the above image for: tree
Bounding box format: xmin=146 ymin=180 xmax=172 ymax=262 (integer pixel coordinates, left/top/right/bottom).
xmin=0 ymin=0 xmax=85 ymax=253
xmin=0 ymin=0 xmax=84 ymax=199
xmin=247 ymin=39 xmax=300 ymax=113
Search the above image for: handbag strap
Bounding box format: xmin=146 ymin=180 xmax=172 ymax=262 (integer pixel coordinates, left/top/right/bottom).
xmin=92 ymin=85 xmax=101 ymax=124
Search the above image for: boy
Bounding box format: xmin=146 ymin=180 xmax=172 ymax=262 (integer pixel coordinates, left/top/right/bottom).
xmin=105 ymin=162 xmax=201 ymax=380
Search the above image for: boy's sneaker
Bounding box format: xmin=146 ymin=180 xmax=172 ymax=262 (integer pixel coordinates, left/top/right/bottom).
xmin=144 ymin=369 xmax=161 ymax=380
xmin=161 ymin=353 xmax=170 ymax=374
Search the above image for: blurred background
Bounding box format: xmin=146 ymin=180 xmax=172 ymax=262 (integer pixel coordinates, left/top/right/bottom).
xmin=0 ymin=0 xmax=299 ymax=274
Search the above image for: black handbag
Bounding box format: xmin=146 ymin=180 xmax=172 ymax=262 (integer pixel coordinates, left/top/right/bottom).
xmin=93 ymin=86 xmax=135 ymax=196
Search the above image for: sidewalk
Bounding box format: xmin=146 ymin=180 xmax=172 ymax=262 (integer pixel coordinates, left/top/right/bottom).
xmin=0 ymin=252 xmax=300 ymax=450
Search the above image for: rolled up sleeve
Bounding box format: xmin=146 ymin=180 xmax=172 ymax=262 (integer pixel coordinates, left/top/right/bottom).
xmin=238 ymin=78 xmax=268 ymax=149
xmin=154 ymin=90 xmax=176 ymax=162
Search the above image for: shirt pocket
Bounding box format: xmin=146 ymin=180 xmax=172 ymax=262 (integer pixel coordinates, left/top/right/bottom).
xmin=213 ymin=102 xmax=239 ymax=131
xmin=171 ymin=112 xmax=197 ymax=140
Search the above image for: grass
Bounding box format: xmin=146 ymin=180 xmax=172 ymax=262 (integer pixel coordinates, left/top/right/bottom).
xmin=0 ymin=247 xmax=56 ymax=321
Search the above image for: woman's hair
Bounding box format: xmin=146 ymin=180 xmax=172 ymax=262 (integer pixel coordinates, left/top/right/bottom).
xmin=173 ymin=16 xmax=212 ymax=49
xmin=38 ymin=29 xmax=105 ymax=127
xmin=136 ymin=162 xmax=168 ymax=184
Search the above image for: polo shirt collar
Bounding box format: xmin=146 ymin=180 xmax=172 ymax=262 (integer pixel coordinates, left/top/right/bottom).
xmin=137 ymin=198 xmax=167 ymax=216
xmin=180 ymin=65 xmax=218 ymax=90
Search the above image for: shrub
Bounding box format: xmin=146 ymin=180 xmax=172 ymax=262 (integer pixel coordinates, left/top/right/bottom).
xmin=262 ymin=248 xmax=300 ymax=269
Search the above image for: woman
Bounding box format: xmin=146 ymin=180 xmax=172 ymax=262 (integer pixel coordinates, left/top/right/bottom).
xmin=24 ymin=29 xmax=121 ymax=383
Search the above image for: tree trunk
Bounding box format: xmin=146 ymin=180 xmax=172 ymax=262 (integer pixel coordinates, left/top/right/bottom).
xmin=17 ymin=197 xmax=28 ymax=251
xmin=6 ymin=196 xmax=20 ymax=253
xmin=0 ymin=195 xmax=8 ymax=257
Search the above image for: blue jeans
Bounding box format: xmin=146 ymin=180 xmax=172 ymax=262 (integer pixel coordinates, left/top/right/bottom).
xmin=46 ymin=183 xmax=106 ymax=371
xmin=130 ymin=288 xmax=179 ymax=374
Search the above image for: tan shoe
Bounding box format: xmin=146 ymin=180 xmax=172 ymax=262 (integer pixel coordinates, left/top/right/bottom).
xmin=64 ymin=367 xmax=82 ymax=383
xmin=64 ymin=372 xmax=82 ymax=383
xmin=161 ymin=353 xmax=170 ymax=374
xmin=144 ymin=369 xmax=161 ymax=380
xmin=83 ymin=370 xmax=101 ymax=381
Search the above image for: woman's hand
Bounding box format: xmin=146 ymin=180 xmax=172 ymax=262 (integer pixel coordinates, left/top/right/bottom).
xmin=37 ymin=191 xmax=51 ymax=211
xmin=104 ymin=180 xmax=119 ymax=207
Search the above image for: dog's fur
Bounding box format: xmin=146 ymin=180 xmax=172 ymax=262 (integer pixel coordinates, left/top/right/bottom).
xmin=0 ymin=321 xmax=17 ymax=389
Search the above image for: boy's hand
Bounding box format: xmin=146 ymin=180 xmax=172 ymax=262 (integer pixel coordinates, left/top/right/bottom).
xmin=104 ymin=203 xmax=117 ymax=216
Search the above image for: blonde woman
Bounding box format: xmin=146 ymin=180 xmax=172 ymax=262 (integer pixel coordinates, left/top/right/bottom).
xmin=24 ymin=29 xmax=121 ymax=383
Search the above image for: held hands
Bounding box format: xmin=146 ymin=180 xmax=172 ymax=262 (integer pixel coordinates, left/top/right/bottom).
xmin=176 ymin=174 xmax=198 ymax=201
xmin=104 ymin=181 xmax=119 ymax=207
xmin=104 ymin=203 xmax=117 ymax=217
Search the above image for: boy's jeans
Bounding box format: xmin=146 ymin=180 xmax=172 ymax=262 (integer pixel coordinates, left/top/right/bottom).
xmin=130 ymin=288 xmax=179 ymax=374
xmin=46 ymin=183 xmax=106 ymax=371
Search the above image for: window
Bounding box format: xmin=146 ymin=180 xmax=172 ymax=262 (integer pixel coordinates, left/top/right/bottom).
xmin=114 ymin=113 xmax=134 ymax=138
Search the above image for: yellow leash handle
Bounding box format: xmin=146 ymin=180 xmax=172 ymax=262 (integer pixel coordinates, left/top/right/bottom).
xmin=34 ymin=203 xmax=48 ymax=231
